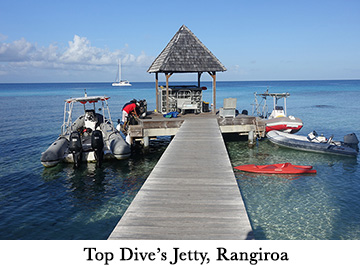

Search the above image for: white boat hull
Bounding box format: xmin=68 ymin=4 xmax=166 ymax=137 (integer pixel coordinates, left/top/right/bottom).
xmin=112 ymin=82 xmax=131 ymax=86
xmin=260 ymin=116 xmax=303 ymax=134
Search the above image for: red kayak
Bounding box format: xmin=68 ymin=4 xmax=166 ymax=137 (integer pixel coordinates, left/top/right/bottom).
xmin=234 ymin=163 xmax=316 ymax=174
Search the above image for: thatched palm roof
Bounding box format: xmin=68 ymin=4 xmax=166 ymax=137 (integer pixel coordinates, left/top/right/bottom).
xmin=147 ymin=25 xmax=226 ymax=73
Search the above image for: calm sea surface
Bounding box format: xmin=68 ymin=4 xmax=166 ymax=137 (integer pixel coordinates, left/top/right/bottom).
xmin=0 ymin=80 xmax=359 ymax=239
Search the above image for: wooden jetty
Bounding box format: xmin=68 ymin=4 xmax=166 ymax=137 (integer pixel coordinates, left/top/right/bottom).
xmin=108 ymin=116 xmax=255 ymax=240
xmin=108 ymin=25 xmax=264 ymax=240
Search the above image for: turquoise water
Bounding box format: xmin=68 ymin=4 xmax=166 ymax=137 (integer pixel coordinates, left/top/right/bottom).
xmin=0 ymin=80 xmax=359 ymax=239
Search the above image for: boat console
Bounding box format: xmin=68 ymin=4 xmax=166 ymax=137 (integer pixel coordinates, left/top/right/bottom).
xmin=84 ymin=110 xmax=97 ymax=130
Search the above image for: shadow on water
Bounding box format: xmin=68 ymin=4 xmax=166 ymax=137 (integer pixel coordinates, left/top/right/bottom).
xmin=313 ymin=104 xmax=336 ymax=108
xmin=252 ymin=226 xmax=267 ymax=240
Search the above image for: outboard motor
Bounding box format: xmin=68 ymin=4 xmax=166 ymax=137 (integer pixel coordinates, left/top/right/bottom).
xmin=344 ymin=133 xmax=359 ymax=151
xmin=69 ymin=131 xmax=82 ymax=168
xmin=91 ymin=130 xmax=104 ymax=167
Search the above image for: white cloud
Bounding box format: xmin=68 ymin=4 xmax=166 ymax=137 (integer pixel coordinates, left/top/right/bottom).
xmin=59 ymin=35 xmax=118 ymax=65
xmin=0 ymin=38 xmax=35 ymax=61
xmin=0 ymin=34 xmax=154 ymax=81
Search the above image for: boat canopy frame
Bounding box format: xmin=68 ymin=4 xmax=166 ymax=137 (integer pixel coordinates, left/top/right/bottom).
xmin=252 ymin=91 xmax=290 ymax=119
xmin=61 ymin=95 xmax=113 ymax=135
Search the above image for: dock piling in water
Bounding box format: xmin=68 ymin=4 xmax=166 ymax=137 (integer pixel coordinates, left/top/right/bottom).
xmin=248 ymin=129 xmax=256 ymax=147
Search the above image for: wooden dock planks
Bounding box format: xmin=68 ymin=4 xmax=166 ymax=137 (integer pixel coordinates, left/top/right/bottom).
xmin=108 ymin=116 xmax=253 ymax=240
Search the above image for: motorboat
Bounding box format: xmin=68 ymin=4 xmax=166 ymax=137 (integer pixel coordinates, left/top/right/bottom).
xmin=112 ymin=59 xmax=131 ymax=86
xmin=253 ymin=91 xmax=303 ymax=133
xmin=267 ymin=130 xmax=359 ymax=157
xmin=234 ymin=163 xmax=316 ymax=174
xmin=41 ymin=93 xmax=131 ymax=167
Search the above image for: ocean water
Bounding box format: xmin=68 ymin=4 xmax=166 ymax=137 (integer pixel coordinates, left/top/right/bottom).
xmin=0 ymin=80 xmax=359 ymax=239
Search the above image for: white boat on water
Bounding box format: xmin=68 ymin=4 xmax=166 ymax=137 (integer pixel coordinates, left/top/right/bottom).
xmin=41 ymin=92 xmax=131 ymax=167
xmin=267 ymin=130 xmax=359 ymax=157
xmin=253 ymin=91 xmax=303 ymax=133
xmin=112 ymin=59 xmax=131 ymax=87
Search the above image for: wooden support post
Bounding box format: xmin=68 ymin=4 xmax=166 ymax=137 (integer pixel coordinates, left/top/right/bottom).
xmin=213 ymin=72 xmax=216 ymax=113
xmin=197 ymin=72 xmax=203 ymax=88
xmin=208 ymin=72 xmax=216 ymax=113
xmin=155 ymin=73 xmax=159 ymax=112
xmin=165 ymin=73 xmax=172 ymax=113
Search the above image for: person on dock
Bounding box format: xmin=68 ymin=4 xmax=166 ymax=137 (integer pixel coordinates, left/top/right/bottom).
xmin=121 ymin=100 xmax=139 ymax=134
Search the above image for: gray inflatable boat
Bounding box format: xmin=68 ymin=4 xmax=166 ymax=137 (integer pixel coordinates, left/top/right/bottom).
xmin=41 ymin=94 xmax=131 ymax=167
xmin=267 ymin=130 xmax=359 ymax=157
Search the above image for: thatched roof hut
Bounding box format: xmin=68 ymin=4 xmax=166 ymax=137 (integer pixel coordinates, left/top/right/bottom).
xmin=148 ymin=25 xmax=226 ymax=112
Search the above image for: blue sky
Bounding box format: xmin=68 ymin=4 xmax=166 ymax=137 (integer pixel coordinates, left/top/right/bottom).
xmin=0 ymin=0 xmax=359 ymax=83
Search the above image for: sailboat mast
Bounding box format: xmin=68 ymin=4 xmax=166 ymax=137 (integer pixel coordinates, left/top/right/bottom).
xmin=112 ymin=58 xmax=131 ymax=86
xmin=118 ymin=59 xmax=122 ymax=82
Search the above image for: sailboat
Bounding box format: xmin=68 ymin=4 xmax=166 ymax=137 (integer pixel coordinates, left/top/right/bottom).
xmin=112 ymin=59 xmax=131 ymax=86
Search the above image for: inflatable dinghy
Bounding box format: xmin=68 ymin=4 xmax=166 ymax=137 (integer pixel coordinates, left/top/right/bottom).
xmin=41 ymin=94 xmax=131 ymax=167
xmin=267 ymin=130 xmax=359 ymax=157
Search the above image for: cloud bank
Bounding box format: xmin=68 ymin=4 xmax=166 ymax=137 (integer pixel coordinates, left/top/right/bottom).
xmin=0 ymin=35 xmax=154 ymax=82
